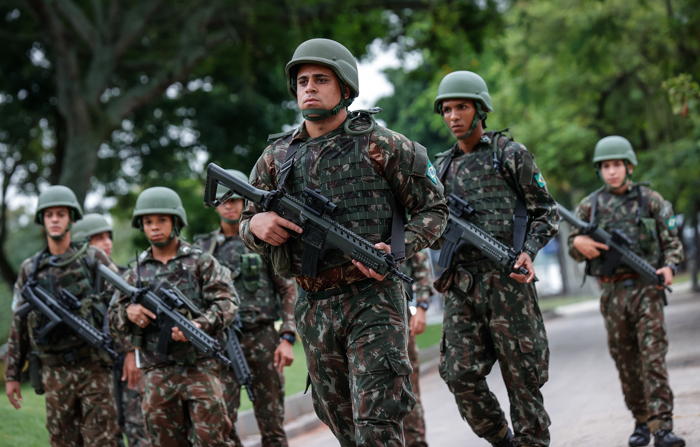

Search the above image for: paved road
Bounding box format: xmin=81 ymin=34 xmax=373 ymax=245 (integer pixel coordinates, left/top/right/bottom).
xmin=288 ymin=287 xmax=700 ymax=446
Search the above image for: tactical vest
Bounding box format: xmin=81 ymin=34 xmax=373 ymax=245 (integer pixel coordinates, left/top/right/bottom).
xmin=435 ymin=131 xmax=528 ymax=262
xmin=26 ymin=244 xmax=111 ymax=365
xmin=586 ymin=184 xmax=663 ymax=276
xmin=195 ymin=231 xmax=281 ymax=326
xmin=275 ymin=125 xmax=398 ymax=276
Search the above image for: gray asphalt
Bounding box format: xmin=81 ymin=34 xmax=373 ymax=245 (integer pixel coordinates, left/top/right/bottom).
xmin=288 ymin=287 xmax=700 ymax=446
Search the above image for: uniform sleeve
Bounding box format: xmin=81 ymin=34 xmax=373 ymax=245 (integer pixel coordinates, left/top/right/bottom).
xmin=503 ymin=142 xmax=559 ymax=259
xmin=566 ymin=197 xmax=592 ymax=263
xmin=240 ymin=145 xmax=278 ymax=255
xmin=107 ymin=269 xmax=137 ymax=353
xmin=5 ymin=262 xmax=32 ymax=382
xmin=194 ymin=254 xmax=239 ymax=334
xmin=410 ymin=251 xmax=436 ymax=305
xmin=371 ymin=133 xmax=449 ymax=259
xmin=271 ymin=266 xmax=297 ymax=335
xmin=648 ymin=191 xmax=684 ymax=266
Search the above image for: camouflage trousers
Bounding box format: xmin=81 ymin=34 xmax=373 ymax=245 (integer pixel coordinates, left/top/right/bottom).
xmin=141 ymin=359 xmax=232 ymax=446
xmin=600 ymin=280 xmax=673 ymax=432
xmin=119 ymin=379 xmax=149 ymax=447
xmin=402 ymin=319 xmax=428 ymax=447
xmin=295 ymin=278 xmax=416 ymax=447
xmin=439 ymin=267 xmax=550 ymax=446
xmin=221 ymin=322 xmax=288 ymax=447
xmin=42 ymin=360 xmax=119 ymax=447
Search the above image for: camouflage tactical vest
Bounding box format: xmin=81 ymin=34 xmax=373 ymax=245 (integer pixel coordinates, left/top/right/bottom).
xmin=274 ymin=126 xmax=396 ymax=275
xmin=26 ymin=243 xmax=111 ymax=364
xmin=194 ymin=230 xmax=281 ymax=326
xmin=586 ymin=184 xmax=662 ymax=276
xmin=435 ymin=132 xmax=524 ymax=263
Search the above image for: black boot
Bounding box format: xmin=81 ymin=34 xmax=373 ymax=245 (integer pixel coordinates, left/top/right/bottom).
xmin=629 ymin=422 xmax=651 ymax=447
xmin=653 ymin=430 xmax=685 ymax=447
xmin=492 ymin=428 xmax=514 ymax=447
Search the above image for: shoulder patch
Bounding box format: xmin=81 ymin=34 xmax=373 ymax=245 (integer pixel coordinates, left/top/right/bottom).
xmin=427 ymin=161 xmax=438 ymax=185
xmin=667 ymin=215 xmax=677 ymax=230
xmin=535 ymin=172 xmax=547 ymax=188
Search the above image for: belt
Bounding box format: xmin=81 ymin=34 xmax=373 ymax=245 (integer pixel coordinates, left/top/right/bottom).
xmin=600 ymin=273 xmax=640 ymax=284
xmin=458 ymin=259 xmax=497 ymax=274
xmin=300 ymin=278 xmax=376 ymax=301
xmin=38 ymin=345 xmax=95 ymax=367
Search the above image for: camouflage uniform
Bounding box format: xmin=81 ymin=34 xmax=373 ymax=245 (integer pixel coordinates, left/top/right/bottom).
xmin=5 ymin=243 xmax=120 ymax=447
xmin=398 ymin=250 xmax=436 ymax=447
xmin=433 ymin=132 xmax=558 ymax=446
xmin=567 ymin=182 xmax=683 ymax=432
xmin=109 ymin=241 xmax=239 ymax=447
xmin=194 ymin=228 xmax=297 ymax=447
xmin=239 ymin=120 xmax=448 ymax=446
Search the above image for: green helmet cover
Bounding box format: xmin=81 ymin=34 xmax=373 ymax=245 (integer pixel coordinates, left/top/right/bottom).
xmin=72 ymin=213 xmax=112 ymax=242
xmin=34 ymin=185 xmax=83 ymax=224
xmin=593 ymin=136 xmax=638 ymax=166
xmin=285 ymin=38 xmax=358 ymax=121
xmin=132 ymin=187 xmax=187 ymax=227
xmin=434 ymin=71 xmax=494 ymax=114
xmin=216 ymin=170 xmax=249 ymax=200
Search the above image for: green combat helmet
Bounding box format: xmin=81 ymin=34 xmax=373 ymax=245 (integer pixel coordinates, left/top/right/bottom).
xmin=72 ymin=214 xmax=112 ymax=242
xmin=217 ymin=170 xmax=248 ymax=225
xmin=434 ymin=71 xmax=493 ymax=140
xmin=34 ymin=185 xmax=83 ymax=240
xmin=285 ymin=38 xmax=359 ymax=122
xmin=593 ymin=135 xmax=638 ymax=166
xmin=131 ymin=187 xmax=188 ymax=247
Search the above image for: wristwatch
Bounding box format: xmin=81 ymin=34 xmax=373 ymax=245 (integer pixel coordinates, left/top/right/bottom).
xmin=416 ymin=301 xmax=429 ymax=311
xmin=280 ymin=333 xmax=296 ymax=345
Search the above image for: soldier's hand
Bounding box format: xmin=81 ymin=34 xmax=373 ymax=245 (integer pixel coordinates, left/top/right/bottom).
xmin=127 ymin=303 xmax=156 ymax=328
xmin=353 ymin=243 xmax=390 ymax=281
xmin=573 ymin=235 xmax=609 ymax=259
xmin=511 ymin=252 xmax=536 ymax=283
xmin=656 ymin=266 xmax=674 ymax=289
xmin=250 ymin=211 xmax=303 ymax=246
xmin=274 ymin=337 xmax=295 ymax=373
xmin=122 ymin=351 xmax=142 ymax=390
xmin=5 ymin=380 xmax=22 ymax=410
xmin=171 ymin=321 xmax=201 ymax=342
xmin=410 ymin=307 xmax=427 ymax=335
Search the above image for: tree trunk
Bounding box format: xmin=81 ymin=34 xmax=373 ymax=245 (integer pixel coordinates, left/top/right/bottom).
xmin=57 ymin=129 xmax=106 ymax=205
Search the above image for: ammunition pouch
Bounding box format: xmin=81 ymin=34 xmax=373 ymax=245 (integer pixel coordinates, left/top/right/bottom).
xmin=267 ymin=243 xmax=291 ymax=276
xmin=240 ymin=253 xmax=263 ymax=292
xmin=37 ymin=345 xmax=100 ymax=367
xmin=639 ymin=217 xmax=658 ymax=255
xmin=28 ymin=352 xmax=45 ymax=395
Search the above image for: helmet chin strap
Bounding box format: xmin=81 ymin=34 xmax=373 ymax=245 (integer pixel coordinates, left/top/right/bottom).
xmin=301 ymin=78 xmax=354 ymax=122
xmin=597 ymin=164 xmax=632 ymax=189
xmin=442 ymin=101 xmax=488 ymax=140
xmin=139 ymin=217 xmax=180 ymax=247
xmin=220 ymin=216 xmax=240 ymax=225
xmin=41 ymin=210 xmax=74 ymax=241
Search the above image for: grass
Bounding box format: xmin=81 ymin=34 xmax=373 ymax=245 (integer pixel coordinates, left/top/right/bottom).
xmin=0 ymin=384 xmax=49 ymax=447
xmin=416 ymin=323 xmax=443 ymax=350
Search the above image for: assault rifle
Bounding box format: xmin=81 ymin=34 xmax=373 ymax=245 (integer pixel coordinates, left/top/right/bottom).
xmin=97 ymin=264 xmax=235 ymax=370
xmin=437 ymin=194 xmax=529 ymax=275
xmin=16 ymin=282 xmax=118 ymax=360
xmin=226 ymin=319 xmax=255 ymax=401
xmin=204 ymin=163 xmax=413 ymax=284
xmin=556 ymin=203 xmax=671 ymax=298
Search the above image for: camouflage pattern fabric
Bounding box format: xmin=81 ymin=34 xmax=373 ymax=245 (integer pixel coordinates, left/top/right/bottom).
xmin=568 ymin=183 xmax=683 ymax=432
xmin=121 ymin=381 xmax=149 ymax=447
xmin=42 ymin=361 xmax=120 ymax=446
xmin=439 ymin=268 xmax=550 ymax=445
xmin=141 ymin=359 xmax=232 ymax=446
xmin=239 ymin=120 xmax=448 ymax=292
xmin=434 ymin=131 xmax=557 ymax=446
xmin=295 ymin=279 xmax=416 ymax=447
xmin=221 ymin=324 xmax=288 ymax=447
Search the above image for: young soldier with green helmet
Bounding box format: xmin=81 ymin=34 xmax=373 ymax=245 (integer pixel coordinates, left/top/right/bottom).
xmin=239 ymin=38 xmax=448 ymax=446
xmin=5 ymin=185 xmax=121 ymax=446
xmin=432 ymin=71 xmax=559 ymax=447
xmin=73 ymin=213 xmax=150 ymax=447
xmin=568 ymin=136 xmax=684 ymax=447
xmin=108 ymin=186 xmax=239 ymax=446
xmin=194 ymin=169 xmax=297 ymax=447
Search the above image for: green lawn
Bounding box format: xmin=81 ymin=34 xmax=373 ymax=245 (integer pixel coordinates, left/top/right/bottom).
xmin=0 ymin=384 xmax=49 ymax=447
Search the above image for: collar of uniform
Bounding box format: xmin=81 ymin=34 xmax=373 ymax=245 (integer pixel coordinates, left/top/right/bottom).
xmin=215 ymin=227 xmax=241 ymax=245
xmin=450 ymin=134 xmax=492 ymax=157
xmin=603 ymin=180 xmax=635 ymax=195
xmin=297 ymin=120 xmax=346 ymax=143
xmin=141 ymin=240 xmax=193 ymax=262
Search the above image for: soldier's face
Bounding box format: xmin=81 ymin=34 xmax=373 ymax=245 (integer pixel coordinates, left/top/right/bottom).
xmin=295 ymin=64 xmax=348 ymax=115
xmin=442 ymin=99 xmax=477 ymax=139
xmin=216 ymin=198 xmax=244 ymax=222
xmin=600 ymin=159 xmax=633 ymax=188
xmin=90 ymin=231 xmax=113 ymax=256
xmin=142 ymin=214 xmax=174 ymax=244
xmin=43 ymin=206 xmax=71 ymax=237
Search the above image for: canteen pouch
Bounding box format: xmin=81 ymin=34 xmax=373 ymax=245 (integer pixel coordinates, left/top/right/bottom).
xmin=29 ymin=351 xmax=45 ymax=395
xmin=240 ymin=253 xmax=263 ymax=292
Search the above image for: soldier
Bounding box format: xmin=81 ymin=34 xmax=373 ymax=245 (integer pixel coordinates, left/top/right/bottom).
xmin=432 ymin=71 xmax=558 ymax=447
xmin=238 ymin=38 xmax=448 ymax=446
xmin=4 ymin=185 xmax=120 ymax=447
xmin=399 ymin=250 xmax=436 ymax=447
xmin=108 ymin=187 xmax=239 ymax=447
xmin=567 ymin=136 xmax=685 ymax=447
xmin=72 ymin=214 xmax=149 ymax=447
xmin=194 ymin=170 xmax=297 ymax=447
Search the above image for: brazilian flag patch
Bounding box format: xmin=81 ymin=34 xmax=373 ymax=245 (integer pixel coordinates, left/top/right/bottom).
xmin=535 ymin=172 xmax=547 ymax=188
xmin=427 ymin=161 xmax=438 ymax=185
xmin=667 ymin=216 xmax=677 ymax=230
